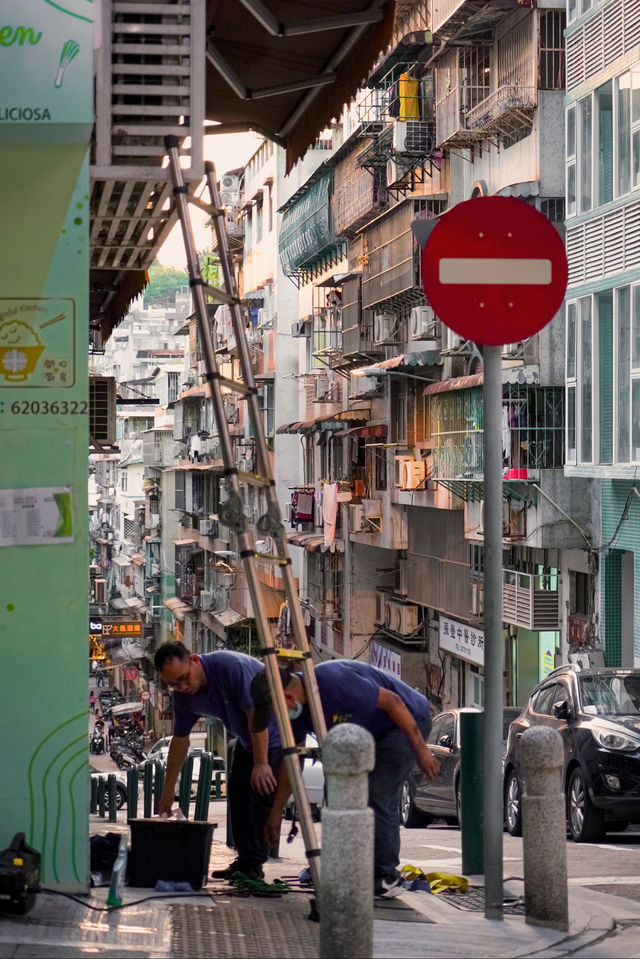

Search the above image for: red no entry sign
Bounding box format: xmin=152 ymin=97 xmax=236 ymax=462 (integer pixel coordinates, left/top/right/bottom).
xmin=141 ymin=689 xmax=151 ymax=702
xmin=421 ymin=196 xmax=568 ymax=346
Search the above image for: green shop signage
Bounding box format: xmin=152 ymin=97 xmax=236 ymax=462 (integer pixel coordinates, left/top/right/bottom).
xmin=0 ymin=1 xmax=92 ymax=127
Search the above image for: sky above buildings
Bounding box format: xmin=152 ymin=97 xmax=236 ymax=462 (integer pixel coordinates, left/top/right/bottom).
xmin=156 ymin=129 xmax=262 ymax=269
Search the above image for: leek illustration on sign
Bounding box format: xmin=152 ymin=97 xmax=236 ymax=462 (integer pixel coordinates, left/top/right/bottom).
xmin=0 ymin=486 xmax=74 ymax=545
xmin=54 ymin=39 xmax=79 ymax=87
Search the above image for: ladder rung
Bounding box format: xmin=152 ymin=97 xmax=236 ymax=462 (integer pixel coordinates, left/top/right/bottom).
xmin=254 ymin=552 xmax=290 ymax=565
xmin=218 ymin=375 xmax=253 ymax=396
xmin=238 ymin=471 xmax=272 ymax=488
xmin=204 ymin=284 xmax=239 ymax=306
xmin=273 ymin=648 xmax=308 ymax=660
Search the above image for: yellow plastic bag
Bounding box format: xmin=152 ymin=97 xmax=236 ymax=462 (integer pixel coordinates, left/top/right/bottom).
xmin=401 ymin=864 xmax=469 ymax=895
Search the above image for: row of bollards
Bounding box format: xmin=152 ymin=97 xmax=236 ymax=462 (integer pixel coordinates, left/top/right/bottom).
xmin=318 ymin=723 xmax=569 ymax=959
xmin=90 ymin=753 xmax=225 ymax=822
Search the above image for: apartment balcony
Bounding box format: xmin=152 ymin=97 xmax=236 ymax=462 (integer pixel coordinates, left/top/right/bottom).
xmin=466 ymin=84 xmax=537 ymax=144
xmin=143 ymin=429 xmax=175 ymax=468
xmin=431 ymin=0 xmax=519 ymax=41
xmin=503 ymin=569 xmax=560 ymax=630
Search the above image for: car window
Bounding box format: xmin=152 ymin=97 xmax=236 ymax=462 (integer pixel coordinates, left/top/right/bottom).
xmin=428 ymin=712 xmax=455 ymax=745
xmin=502 ymin=707 xmax=522 ymax=739
xmin=530 ymin=683 xmax=559 ymax=715
xmin=579 ymin=673 xmax=640 ymax=716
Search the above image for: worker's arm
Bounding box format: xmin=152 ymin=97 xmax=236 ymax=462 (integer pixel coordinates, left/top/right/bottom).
xmin=157 ymin=735 xmax=190 ymax=815
xmin=264 ymin=759 xmax=294 ymax=847
xmin=377 ymin=688 xmax=441 ymax=779
xmin=247 ymin=708 xmax=278 ymax=795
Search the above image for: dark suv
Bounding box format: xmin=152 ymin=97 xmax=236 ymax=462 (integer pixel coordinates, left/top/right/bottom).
xmin=503 ymin=665 xmax=640 ymax=842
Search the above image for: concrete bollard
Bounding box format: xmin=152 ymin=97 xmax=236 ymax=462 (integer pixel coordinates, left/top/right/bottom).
xmin=320 ymin=723 xmax=375 ymax=959
xmin=520 ymin=726 xmax=568 ymax=931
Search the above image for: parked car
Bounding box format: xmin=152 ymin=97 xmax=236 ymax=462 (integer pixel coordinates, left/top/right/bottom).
xmin=284 ymin=733 xmax=324 ymax=822
xmin=90 ymin=766 xmax=127 ymax=811
xmin=400 ymin=707 xmax=522 ymax=828
xmin=503 ymin=665 xmax=640 ymax=842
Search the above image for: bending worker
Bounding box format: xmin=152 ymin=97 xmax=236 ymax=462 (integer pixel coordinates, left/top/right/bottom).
xmin=250 ymin=659 xmax=440 ymax=899
xmin=154 ymin=641 xmax=281 ymax=881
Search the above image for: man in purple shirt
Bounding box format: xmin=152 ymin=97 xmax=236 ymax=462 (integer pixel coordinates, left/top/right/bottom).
xmin=251 ymin=660 xmax=440 ymax=898
xmin=154 ymin=642 xmax=282 ymax=880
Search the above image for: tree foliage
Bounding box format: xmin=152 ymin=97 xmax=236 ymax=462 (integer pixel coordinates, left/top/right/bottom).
xmin=144 ymin=262 xmax=189 ymax=305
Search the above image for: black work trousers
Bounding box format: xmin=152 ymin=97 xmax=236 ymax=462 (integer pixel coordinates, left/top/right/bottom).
xmin=227 ymin=740 xmax=283 ymax=869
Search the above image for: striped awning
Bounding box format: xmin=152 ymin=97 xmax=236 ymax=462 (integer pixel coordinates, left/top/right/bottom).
xmin=277 ymin=407 xmax=370 ymax=435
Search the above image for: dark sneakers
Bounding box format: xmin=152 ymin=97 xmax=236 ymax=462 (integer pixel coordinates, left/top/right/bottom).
xmin=374 ymin=875 xmax=405 ymax=899
xmin=211 ymin=859 xmax=265 ymax=881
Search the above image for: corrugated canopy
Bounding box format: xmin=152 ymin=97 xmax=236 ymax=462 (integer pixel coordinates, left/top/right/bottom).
xmin=204 ymin=0 xmax=397 ymax=174
xmin=277 ymin=407 xmax=370 ymax=434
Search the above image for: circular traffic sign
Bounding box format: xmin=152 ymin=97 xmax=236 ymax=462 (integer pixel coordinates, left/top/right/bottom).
xmin=140 ymin=689 xmax=151 ymax=702
xmin=421 ymin=196 xmax=568 ymax=346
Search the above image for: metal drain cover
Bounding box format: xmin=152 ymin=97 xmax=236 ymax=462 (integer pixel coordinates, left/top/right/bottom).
xmin=170 ymin=904 xmax=319 ymax=958
xmin=443 ymin=887 xmax=525 ymax=915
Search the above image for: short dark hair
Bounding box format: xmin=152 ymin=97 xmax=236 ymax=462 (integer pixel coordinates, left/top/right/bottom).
xmin=154 ymin=641 xmax=189 ymax=672
xmin=250 ymin=666 xmax=292 ymax=732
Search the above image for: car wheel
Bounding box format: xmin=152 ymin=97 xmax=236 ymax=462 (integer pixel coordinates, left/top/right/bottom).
xmin=567 ymin=767 xmax=605 ymax=842
xmin=505 ymin=769 xmax=523 ymax=837
xmin=104 ymin=785 xmax=126 ymax=811
xmin=400 ymin=780 xmax=431 ymax=828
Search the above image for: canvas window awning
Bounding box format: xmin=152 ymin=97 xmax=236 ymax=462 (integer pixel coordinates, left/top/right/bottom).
xmin=163 ymin=596 xmax=192 ymax=620
xmin=287 ymin=532 xmax=345 ymax=553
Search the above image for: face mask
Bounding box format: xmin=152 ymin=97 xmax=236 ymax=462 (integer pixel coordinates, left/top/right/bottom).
xmin=288 ymin=700 xmax=303 ymax=721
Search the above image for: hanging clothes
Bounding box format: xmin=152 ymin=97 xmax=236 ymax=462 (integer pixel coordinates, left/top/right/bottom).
xmin=296 ymin=492 xmax=314 ymax=522
xmin=322 ymin=482 xmax=338 ymax=548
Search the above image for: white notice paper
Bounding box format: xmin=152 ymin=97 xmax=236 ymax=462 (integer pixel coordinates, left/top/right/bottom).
xmin=0 ymin=486 xmax=74 ymax=546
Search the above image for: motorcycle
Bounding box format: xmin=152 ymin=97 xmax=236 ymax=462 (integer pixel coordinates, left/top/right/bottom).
xmin=90 ymin=727 xmax=105 ymax=755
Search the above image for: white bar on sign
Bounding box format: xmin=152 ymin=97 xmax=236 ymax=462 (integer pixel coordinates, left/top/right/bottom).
xmin=439 ymin=257 xmax=552 ymax=285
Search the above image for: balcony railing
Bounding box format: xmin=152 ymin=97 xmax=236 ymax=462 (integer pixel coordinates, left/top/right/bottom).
xmin=466 ymin=84 xmax=537 ymax=140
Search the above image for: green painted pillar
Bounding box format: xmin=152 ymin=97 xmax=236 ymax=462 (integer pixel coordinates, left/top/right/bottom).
xmin=460 ymin=710 xmax=484 ymax=875
xmin=0 ymin=2 xmax=93 ymax=890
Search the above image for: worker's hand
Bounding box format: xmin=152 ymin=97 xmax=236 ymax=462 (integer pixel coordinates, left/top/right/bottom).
xmin=418 ymin=746 xmax=441 ymax=780
xmin=157 ymin=786 xmax=176 ymax=818
xmin=264 ymin=810 xmax=282 ymax=847
xmin=250 ymin=763 xmax=277 ymax=795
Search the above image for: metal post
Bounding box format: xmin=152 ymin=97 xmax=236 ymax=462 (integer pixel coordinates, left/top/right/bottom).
xmin=97 ymin=776 xmax=106 ymax=819
xmin=143 ymin=761 xmax=153 ymax=819
xmin=460 ymin=710 xmax=484 ymax=876
xmin=107 ymin=774 xmax=117 ymax=823
xmin=194 ymin=753 xmax=213 ymax=821
xmin=482 ymin=344 xmax=504 ymax=918
xmin=178 ymin=754 xmax=194 ymax=820
xmin=153 ymin=760 xmax=164 ymax=815
xmin=90 ymin=777 xmax=98 ymax=814
xmin=127 ymin=767 xmax=138 ymax=821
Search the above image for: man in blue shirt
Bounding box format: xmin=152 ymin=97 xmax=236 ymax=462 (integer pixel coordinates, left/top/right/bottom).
xmin=250 ymin=660 xmax=440 ymax=899
xmin=154 ymin=642 xmax=282 ymax=880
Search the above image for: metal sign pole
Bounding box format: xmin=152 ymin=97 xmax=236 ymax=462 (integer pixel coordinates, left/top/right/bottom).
xmin=482 ymin=344 xmax=504 ymax=919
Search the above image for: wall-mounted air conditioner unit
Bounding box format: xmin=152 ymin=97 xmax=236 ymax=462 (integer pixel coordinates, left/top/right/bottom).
xmin=220 ymin=172 xmax=240 ymax=205
xmin=291 ymin=319 xmax=308 ymax=337
xmin=94 ymin=579 xmax=107 ymax=605
xmin=393 ymin=120 xmax=433 ymax=154
xmin=502 ymin=341 xmax=524 ymax=358
xmin=394 ymin=455 xmax=414 ymax=486
xmin=199 ymin=518 xmax=214 ymax=536
xmin=444 ymin=326 xmax=471 ymax=352
xmin=349 ymin=374 xmax=379 ymax=396
xmin=349 ymin=503 xmax=364 ymax=532
xmin=401 ymin=459 xmax=426 ymax=490
xmin=197 ymin=360 xmax=207 ymax=375
xmin=387 ymin=600 xmax=419 ymax=634
xmin=200 ymin=590 xmax=212 ymax=611
xmin=315 ymin=374 xmax=330 ymax=401
xmin=386 ymin=158 xmax=410 ymax=186
xmin=257 ymin=308 xmax=272 ymax=328
xmin=376 ymin=591 xmax=390 ymax=625
xmin=471 ymin=581 xmax=484 ymax=616
xmin=225 ymin=212 xmax=244 ymax=236
xmin=374 ymin=313 xmax=397 ymax=345
xmin=89 ymin=375 xmax=117 ymax=445
xmin=409 ymin=305 xmax=438 ymax=345
xmin=217 ymin=570 xmax=235 ymax=590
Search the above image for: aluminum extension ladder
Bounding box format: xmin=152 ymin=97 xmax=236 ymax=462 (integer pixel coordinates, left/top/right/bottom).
xmin=165 ymin=136 xmax=327 ymax=896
